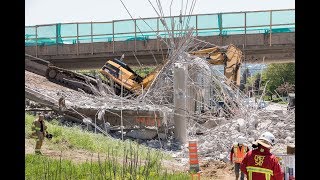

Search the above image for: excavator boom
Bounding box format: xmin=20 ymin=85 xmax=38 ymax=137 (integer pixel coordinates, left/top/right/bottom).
xmin=190 ymin=44 xmax=242 ymax=87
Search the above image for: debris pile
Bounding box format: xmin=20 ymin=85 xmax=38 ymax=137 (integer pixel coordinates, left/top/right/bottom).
xmin=172 ymin=107 xmax=295 ymax=162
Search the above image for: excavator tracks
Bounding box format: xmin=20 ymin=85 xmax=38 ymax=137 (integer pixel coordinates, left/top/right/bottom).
xmin=25 ymin=54 xmax=109 ymax=95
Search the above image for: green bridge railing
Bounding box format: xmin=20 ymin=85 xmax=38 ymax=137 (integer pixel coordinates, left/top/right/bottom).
xmin=25 ymin=9 xmax=294 ymax=46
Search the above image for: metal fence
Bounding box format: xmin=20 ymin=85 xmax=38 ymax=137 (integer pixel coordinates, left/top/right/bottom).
xmin=25 ymin=9 xmax=294 ymax=53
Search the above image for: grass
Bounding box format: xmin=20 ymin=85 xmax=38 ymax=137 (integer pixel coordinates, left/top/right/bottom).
xmin=25 ymin=113 xmax=171 ymax=160
xmin=25 ymin=154 xmax=189 ymax=180
xmin=277 ymin=101 xmax=288 ymax=105
xmin=74 ymin=69 xmax=106 ymax=81
xmin=132 ymin=66 xmax=156 ymax=77
xmin=26 ymin=113 xmax=189 ymax=179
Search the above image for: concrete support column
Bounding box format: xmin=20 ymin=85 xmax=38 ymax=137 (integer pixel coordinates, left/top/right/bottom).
xmin=173 ymin=62 xmax=187 ymax=144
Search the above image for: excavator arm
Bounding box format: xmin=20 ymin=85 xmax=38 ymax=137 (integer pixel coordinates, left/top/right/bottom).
xmin=190 ymin=44 xmax=243 ymax=87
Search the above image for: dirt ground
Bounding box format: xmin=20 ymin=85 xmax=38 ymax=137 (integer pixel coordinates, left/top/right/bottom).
xmin=199 ymin=160 xmax=235 ymax=180
xmin=26 ymin=138 xmax=235 ymax=179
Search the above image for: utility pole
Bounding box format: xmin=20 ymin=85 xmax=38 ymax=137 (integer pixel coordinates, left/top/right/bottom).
xmin=120 ymin=71 xmax=124 ymax=141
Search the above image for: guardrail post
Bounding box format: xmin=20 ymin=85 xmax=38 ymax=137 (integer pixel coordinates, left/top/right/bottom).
xmin=218 ymin=13 xmax=222 ymax=36
xmin=244 ymin=12 xmax=247 ymax=48
xmin=76 ymin=23 xmax=79 ymax=55
xmin=134 ymin=19 xmax=137 ymax=52
xmin=218 ymin=13 xmax=223 ymax=45
xmin=56 ymin=24 xmax=58 ymax=55
xmin=195 ymin=15 xmax=198 ymax=37
xmin=91 ymin=21 xmax=93 ymax=54
xmin=157 ymin=18 xmax=159 ymax=51
xmin=112 ymin=21 xmax=115 ymax=53
xmin=35 ymin=26 xmax=38 ymax=57
xmin=269 ymin=10 xmax=272 ymax=46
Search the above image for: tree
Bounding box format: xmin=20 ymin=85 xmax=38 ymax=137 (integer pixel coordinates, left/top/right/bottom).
xmin=240 ymin=68 xmax=250 ymax=92
xmin=276 ymin=82 xmax=295 ymax=96
xmin=245 ymin=73 xmax=262 ymax=94
xmin=254 ymin=73 xmax=261 ymax=93
xmin=261 ymin=63 xmax=295 ymax=97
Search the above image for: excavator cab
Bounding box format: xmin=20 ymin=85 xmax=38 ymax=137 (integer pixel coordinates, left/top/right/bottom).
xmin=101 ymin=58 xmax=143 ymax=82
xmin=99 ymin=57 xmax=145 ymax=95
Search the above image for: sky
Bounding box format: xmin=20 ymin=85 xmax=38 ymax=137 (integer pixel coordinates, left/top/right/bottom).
xmin=25 ymin=0 xmax=295 ymax=26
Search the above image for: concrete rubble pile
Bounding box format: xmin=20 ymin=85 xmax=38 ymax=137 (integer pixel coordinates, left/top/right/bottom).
xmin=138 ymin=42 xmax=295 ymax=160
xmin=186 ymin=108 xmax=295 ymax=161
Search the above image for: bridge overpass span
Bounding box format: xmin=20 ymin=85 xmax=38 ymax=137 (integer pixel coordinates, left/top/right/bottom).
xmin=25 ymin=32 xmax=294 ymax=69
xmin=25 ymin=9 xmax=295 ymax=69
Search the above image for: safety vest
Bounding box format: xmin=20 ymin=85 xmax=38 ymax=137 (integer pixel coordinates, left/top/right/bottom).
xmin=233 ymin=144 xmax=247 ymax=163
xmin=246 ymin=166 xmax=273 ymax=180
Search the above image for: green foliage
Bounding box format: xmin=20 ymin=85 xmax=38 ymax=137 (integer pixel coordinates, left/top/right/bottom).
xmin=132 ymin=66 xmax=156 ymax=77
xmin=25 ymin=114 xmax=34 ymax=138
xmin=271 ymin=97 xmax=283 ymax=103
xmin=25 ymin=153 xmax=189 ymax=179
xmin=263 ymin=96 xmax=272 ymax=101
xmin=277 ymin=101 xmax=288 ymax=104
xmin=75 ymin=69 xmax=106 ymax=81
xmin=276 ymin=82 xmax=295 ymax=96
xmin=245 ymin=76 xmax=255 ymax=88
xmin=25 ymin=113 xmax=171 ymax=160
xmin=254 ymin=73 xmax=262 ymax=90
xmin=261 ymin=63 xmax=295 ymax=95
xmin=25 ymin=113 xmax=188 ymax=179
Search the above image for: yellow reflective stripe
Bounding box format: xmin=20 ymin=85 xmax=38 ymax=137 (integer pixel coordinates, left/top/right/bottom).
xmin=266 ymin=173 xmax=271 ymax=180
xmin=248 ymin=171 xmax=252 ymax=180
xmin=246 ymin=166 xmax=273 ymax=180
xmin=246 ymin=166 xmax=273 ymax=175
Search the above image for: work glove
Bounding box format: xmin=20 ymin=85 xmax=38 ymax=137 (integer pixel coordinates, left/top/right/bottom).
xmin=252 ymin=143 xmax=258 ymax=149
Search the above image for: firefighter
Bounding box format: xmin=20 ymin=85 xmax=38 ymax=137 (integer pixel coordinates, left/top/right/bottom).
xmin=240 ymin=132 xmax=283 ymax=180
xmin=31 ymin=113 xmax=47 ymax=155
xmin=57 ymin=92 xmax=66 ymax=112
xmin=230 ymin=136 xmax=248 ymax=180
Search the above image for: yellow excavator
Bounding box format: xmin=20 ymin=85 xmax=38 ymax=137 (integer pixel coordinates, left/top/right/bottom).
xmin=99 ymin=44 xmax=242 ymax=96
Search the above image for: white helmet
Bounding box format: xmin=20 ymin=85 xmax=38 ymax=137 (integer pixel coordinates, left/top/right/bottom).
xmin=237 ymin=136 xmax=246 ymax=145
xmin=258 ymin=132 xmax=276 ymax=146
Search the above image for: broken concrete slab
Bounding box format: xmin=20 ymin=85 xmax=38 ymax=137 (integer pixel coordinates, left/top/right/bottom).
xmin=237 ymin=118 xmax=246 ymax=132
xmin=126 ymin=129 xmax=158 ymax=140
